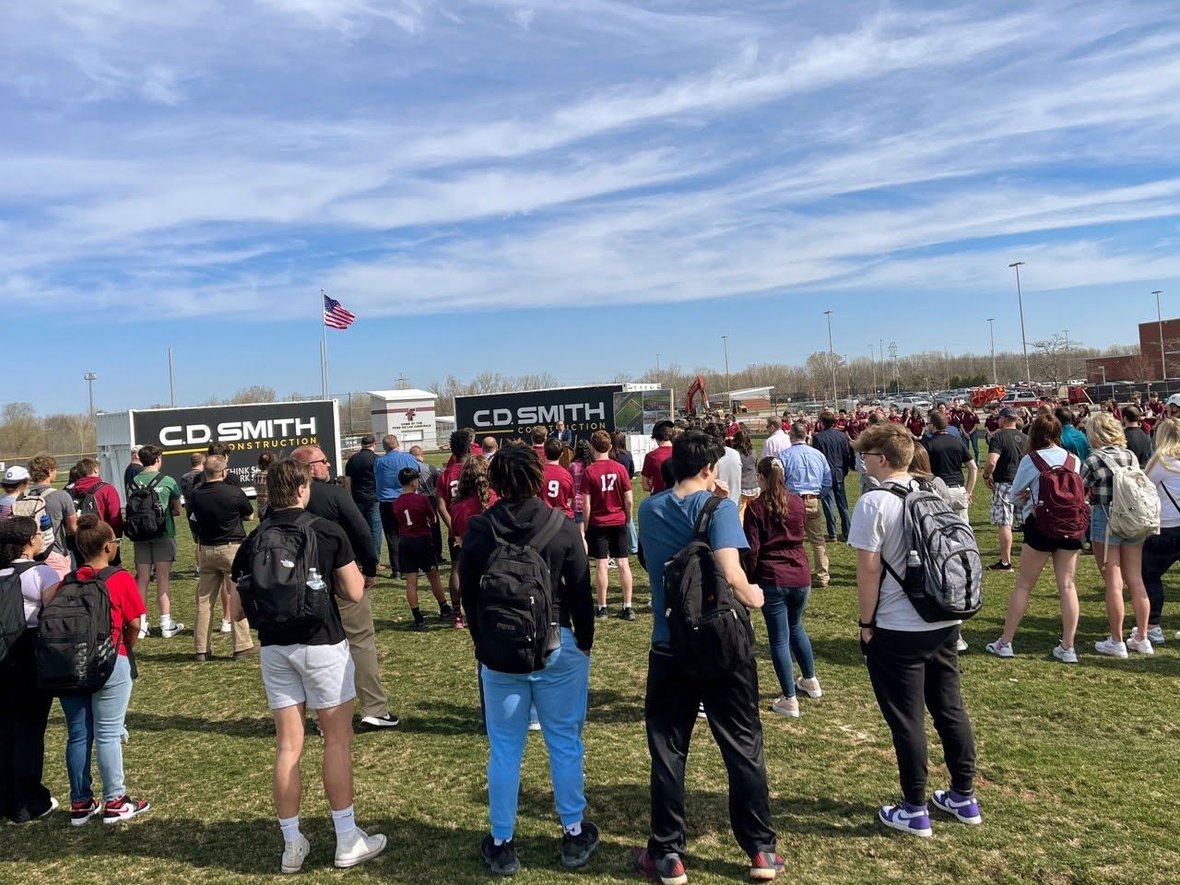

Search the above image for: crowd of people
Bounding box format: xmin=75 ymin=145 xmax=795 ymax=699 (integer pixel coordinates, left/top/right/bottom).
xmin=1 ymin=390 xmax=1178 ymax=880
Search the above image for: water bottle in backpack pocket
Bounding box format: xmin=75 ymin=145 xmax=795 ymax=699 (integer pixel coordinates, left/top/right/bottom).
xmin=236 ymin=511 xmax=329 ymax=632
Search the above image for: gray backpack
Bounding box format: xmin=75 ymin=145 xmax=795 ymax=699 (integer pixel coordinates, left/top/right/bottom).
xmin=871 ymin=481 xmax=983 ymax=622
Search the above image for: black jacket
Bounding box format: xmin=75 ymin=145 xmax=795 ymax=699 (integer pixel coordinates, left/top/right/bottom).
xmin=459 ymin=497 xmax=595 ymax=654
xmin=811 ymin=427 xmax=855 ymax=482
xmin=307 ymin=479 xmax=378 ymax=578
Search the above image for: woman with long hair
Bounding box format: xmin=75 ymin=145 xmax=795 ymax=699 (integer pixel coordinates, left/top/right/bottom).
xmin=570 ymin=440 xmax=593 ymax=527
xmin=0 ymin=517 xmax=60 ymax=823
xmin=743 ymin=457 xmax=818 ymax=718
xmin=986 ymin=415 xmax=1084 ymax=663
xmin=908 ymin=446 xmax=952 ymax=503
xmin=449 ymin=457 xmax=499 ymax=630
xmin=731 ymin=429 xmax=759 ymax=521
xmin=1144 ymin=418 xmax=1180 ymax=644
xmin=1081 ymin=413 xmax=1154 ymax=657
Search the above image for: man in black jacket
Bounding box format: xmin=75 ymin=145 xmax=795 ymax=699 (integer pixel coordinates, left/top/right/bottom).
xmin=812 ymin=411 xmax=856 ymax=541
xmin=292 ymin=446 xmax=398 ymax=731
xmin=458 ymin=443 xmax=598 ymax=876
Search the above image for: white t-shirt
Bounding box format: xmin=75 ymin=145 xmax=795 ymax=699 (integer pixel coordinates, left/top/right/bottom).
xmin=2 ymin=558 xmax=61 ymax=628
xmin=1148 ymin=458 xmax=1180 ymax=528
xmin=715 ymin=448 xmax=743 ymax=506
xmin=848 ymin=477 xmax=962 ymax=632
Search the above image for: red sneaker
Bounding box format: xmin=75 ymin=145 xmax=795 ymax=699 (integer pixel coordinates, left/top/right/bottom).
xmin=749 ymin=851 xmax=785 ymax=881
xmin=103 ymin=795 xmax=150 ymax=825
xmin=633 ymin=847 xmax=688 ymax=885
xmin=452 ymin=617 xmax=466 ymax=630
xmin=70 ymin=798 xmax=100 ymax=827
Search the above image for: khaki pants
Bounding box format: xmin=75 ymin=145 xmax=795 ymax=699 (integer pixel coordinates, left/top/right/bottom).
xmin=195 ymin=544 xmax=253 ymax=655
xmin=338 ymin=587 xmax=389 ymax=719
xmin=802 ymin=497 xmax=830 ymax=587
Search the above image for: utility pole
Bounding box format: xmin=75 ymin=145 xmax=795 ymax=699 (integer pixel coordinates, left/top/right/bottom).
xmin=655 ymin=352 xmax=660 ymax=385
xmin=879 ymin=338 xmax=884 ymax=396
xmin=167 ymin=348 xmax=176 ymax=407
xmin=1154 ymin=290 xmax=1165 ymax=381
xmin=987 ymin=318 xmax=997 ymax=384
xmin=83 ymin=372 xmax=97 ymax=417
xmin=1009 ymin=261 xmax=1031 ymax=386
xmin=888 ymin=341 xmax=899 ymax=393
xmin=1062 ymin=329 xmax=1070 ymax=382
xmin=869 ymin=345 xmax=877 ymax=397
xmin=721 ymin=335 xmax=732 ymax=411
xmin=824 ymin=310 xmax=837 ymax=405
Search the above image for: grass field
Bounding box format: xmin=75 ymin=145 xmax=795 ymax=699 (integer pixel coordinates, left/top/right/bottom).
xmin=3 ymin=470 xmax=1180 ymax=884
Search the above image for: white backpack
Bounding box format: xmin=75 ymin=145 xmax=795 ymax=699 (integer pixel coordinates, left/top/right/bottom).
xmin=1093 ymin=449 xmax=1160 ymax=548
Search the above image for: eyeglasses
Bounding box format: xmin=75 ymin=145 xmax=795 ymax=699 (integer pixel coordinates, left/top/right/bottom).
xmin=306 ymin=458 xmax=330 ymax=466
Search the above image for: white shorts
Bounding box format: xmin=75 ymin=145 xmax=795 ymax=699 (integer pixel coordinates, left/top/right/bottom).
xmin=260 ymin=640 xmax=356 ymax=711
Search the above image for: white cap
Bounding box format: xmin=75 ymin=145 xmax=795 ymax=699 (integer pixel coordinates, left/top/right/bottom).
xmin=1167 ymin=394 xmax=1180 ymax=408
xmin=3 ymin=465 xmax=30 ymax=483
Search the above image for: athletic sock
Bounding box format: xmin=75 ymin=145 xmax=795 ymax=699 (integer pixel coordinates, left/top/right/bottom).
xmin=563 ymin=822 xmax=582 ymax=837
xmin=331 ymin=805 xmax=357 ymax=841
xmin=159 ymin=614 xmax=173 ymax=629
xmin=279 ymin=815 xmax=301 ymax=844
xmin=493 ymin=836 xmax=511 ymax=847
xmin=411 ymin=606 xmax=423 ymax=622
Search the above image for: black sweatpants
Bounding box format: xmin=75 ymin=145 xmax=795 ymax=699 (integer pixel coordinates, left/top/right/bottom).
xmin=644 ymin=647 xmax=776 ymax=861
xmin=865 ymin=625 xmax=976 ymax=807
xmin=0 ymin=630 xmax=54 ymax=823
xmin=1143 ymin=526 xmax=1180 ymax=626
xmin=378 ymin=501 xmax=401 ymax=574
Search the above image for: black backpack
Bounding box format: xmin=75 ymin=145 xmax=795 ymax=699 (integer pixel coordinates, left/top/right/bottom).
xmin=124 ymin=474 xmax=166 ymax=541
xmin=870 ymin=481 xmax=984 ymax=622
xmin=474 ymin=508 xmax=566 ymax=674
xmin=0 ymin=562 xmax=37 ymax=665
xmin=36 ymin=567 xmax=119 ymax=694
xmin=236 ymin=511 xmax=329 ymax=632
xmin=71 ymin=481 xmax=108 ymax=518
xmin=663 ymin=496 xmax=754 ymax=678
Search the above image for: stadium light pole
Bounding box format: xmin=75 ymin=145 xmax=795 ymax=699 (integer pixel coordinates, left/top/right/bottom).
xmin=987 ymin=318 xmax=997 ymax=384
xmin=83 ymin=372 xmax=97 ymax=418
xmin=655 ymin=352 xmax=660 ymax=385
xmin=1009 ymin=261 xmax=1031 ymax=386
xmin=1154 ymin=290 xmax=1165 ymax=381
xmin=824 ymin=310 xmax=837 ymax=405
xmin=869 ymin=345 xmax=877 ymax=396
xmin=721 ymin=336 xmax=732 ymax=411
xmin=879 ymin=337 xmax=884 ymax=396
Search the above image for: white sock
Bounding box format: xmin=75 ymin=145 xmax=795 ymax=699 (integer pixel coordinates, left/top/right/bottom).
xmin=493 ymin=836 xmax=511 ymax=846
xmin=279 ymin=815 xmax=301 ymax=844
xmin=564 ymin=822 xmax=582 ymax=837
xmin=331 ymin=805 xmax=357 ymax=840
xmin=160 ymin=614 xmax=173 ymax=629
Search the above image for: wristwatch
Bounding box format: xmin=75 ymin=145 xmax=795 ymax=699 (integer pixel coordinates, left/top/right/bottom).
xmin=858 ymin=621 xmax=874 ymax=629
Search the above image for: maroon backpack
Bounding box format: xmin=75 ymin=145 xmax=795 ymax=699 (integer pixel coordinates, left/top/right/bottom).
xmin=1030 ymin=452 xmax=1090 ymax=540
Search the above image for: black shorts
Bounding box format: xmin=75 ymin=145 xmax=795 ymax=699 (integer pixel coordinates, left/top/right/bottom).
xmin=587 ymin=524 xmax=630 ymax=560
xmin=398 ymin=536 xmax=437 ymax=575
xmin=1021 ymin=517 xmax=1084 ymax=553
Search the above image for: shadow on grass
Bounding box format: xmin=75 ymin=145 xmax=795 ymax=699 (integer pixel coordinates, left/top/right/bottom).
xmin=124 ymin=710 xmax=274 ymax=738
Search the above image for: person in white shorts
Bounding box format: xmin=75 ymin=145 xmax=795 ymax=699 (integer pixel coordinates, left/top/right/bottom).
xmin=231 ymin=459 xmax=386 ymax=874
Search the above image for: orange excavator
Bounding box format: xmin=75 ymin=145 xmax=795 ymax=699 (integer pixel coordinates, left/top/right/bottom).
xmin=686 ymin=375 xmax=710 ymax=416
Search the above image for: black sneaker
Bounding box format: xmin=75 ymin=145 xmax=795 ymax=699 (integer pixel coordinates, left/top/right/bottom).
xmin=987 ymin=561 xmax=1013 ymax=571
xmin=480 ymin=834 xmax=521 ymax=876
xmin=413 ymin=619 xmax=427 ymax=632
xmin=560 ymin=821 xmax=600 ymax=869
xmin=438 ymin=604 xmax=454 ymax=622
xmin=619 ymin=606 xmax=636 ymax=621
xmin=359 ymin=713 xmax=400 ymax=730
xmin=595 ymin=607 xmax=608 ymax=621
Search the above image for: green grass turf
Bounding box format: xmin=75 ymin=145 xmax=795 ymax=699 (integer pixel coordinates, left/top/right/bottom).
xmin=4 ymin=471 xmax=1180 ymax=884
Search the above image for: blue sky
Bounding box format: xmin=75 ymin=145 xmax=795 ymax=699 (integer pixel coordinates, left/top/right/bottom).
xmin=3 ymin=0 xmax=1180 ymax=414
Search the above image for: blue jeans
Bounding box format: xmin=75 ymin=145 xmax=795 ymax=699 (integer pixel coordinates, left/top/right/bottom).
xmin=628 ymin=517 xmax=639 ymax=555
xmin=362 ymin=501 xmax=382 ymax=563
xmin=60 ymin=655 xmax=133 ymax=803
xmin=760 ymin=586 xmax=815 ymax=698
xmin=481 ymin=628 xmax=589 ymax=840
xmin=821 ymin=478 xmax=850 ymax=539
xmin=967 ymin=430 xmax=980 ymax=463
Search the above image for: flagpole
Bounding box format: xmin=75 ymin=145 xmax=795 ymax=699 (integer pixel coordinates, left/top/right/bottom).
xmin=320 ymin=289 xmax=329 ymax=398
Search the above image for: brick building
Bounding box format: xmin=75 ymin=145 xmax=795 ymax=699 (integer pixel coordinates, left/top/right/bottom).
xmin=1086 ymin=317 xmax=1180 ymax=383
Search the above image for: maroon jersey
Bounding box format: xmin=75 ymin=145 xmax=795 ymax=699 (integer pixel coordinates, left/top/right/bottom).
xmin=542 ymin=463 xmax=575 ymax=518
xmin=835 ymin=418 xmax=848 ymax=432
xmin=584 ymin=459 xmax=631 ymax=527
xmin=906 ymin=416 xmax=926 ymax=438
xmin=436 ymin=459 xmax=465 ymax=511
xmin=984 ymin=415 xmax=1000 ymax=434
xmin=959 ymin=410 xmax=979 ymax=434
xmin=641 ymin=446 xmax=673 ymax=493
xmin=948 ymin=409 xmax=962 ymax=428
xmin=846 ymin=418 xmax=864 ymax=441
xmin=393 ymin=492 xmax=435 ymax=538
xmin=449 ymin=492 xmax=498 ymax=541
xmin=888 ymin=414 xmax=904 ymax=424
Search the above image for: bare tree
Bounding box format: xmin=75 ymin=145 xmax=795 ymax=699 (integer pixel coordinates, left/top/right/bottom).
xmin=230 ymin=385 xmax=278 ymax=404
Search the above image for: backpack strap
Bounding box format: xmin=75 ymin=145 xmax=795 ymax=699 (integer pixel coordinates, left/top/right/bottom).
xmin=526 ymin=508 xmax=566 ymax=555
xmin=691 ymin=495 xmax=724 ymax=540
xmin=146 ymin=473 xmax=165 ymax=491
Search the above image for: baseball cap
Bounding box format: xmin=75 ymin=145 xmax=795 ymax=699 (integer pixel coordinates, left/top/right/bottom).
xmin=1167 ymin=394 xmax=1180 ymax=408
xmin=999 ymin=407 xmax=1020 ymax=419
xmin=2 ymin=465 xmax=30 ymax=483
xmin=397 ymin=466 xmax=420 ymax=486
xmin=131 ymin=444 xmax=143 ymax=453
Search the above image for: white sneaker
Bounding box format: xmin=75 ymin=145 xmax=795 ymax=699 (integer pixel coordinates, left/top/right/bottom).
xmin=1146 ymin=625 xmax=1165 ymax=645
xmin=771 ymin=695 xmax=800 ymax=718
xmin=281 ymin=834 xmax=310 ymax=874
xmin=984 ymin=639 xmax=1014 ymax=658
xmin=1126 ymin=633 xmax=1155 ymax=655
xmin=956 ymin=637 xmax=969 ymax=652
xmin=1094 ymin=637 xmax=1128 ymax=658
xmin=795 ymin=676 xmax=823 ymax=699
xmin=138 ymin=623 xmax=150 ymax=640
xmin=220 ymin=620 xmax=233 ymax=634
xmin=160 ymin=622 xmax=185 ymax=639
xmin=1052 ymin=643 xmax=1078 ymax=663
xmin=334 ymin=827 xmax=387 ymax=869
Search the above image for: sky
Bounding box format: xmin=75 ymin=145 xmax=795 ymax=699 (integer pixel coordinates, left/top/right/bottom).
xmin=3 ymin=0 xmax=1180 ymax=414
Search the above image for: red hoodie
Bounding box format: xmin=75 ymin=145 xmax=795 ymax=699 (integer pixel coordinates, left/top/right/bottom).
xmin=71 ymin=475 xmax=124 ymax=538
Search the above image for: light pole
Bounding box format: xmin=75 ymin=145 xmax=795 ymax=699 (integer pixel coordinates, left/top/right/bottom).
xmin=655 ymin=352 xmax=660 ymax=385
xmin=83 ymin=372 xmax=97 ymax=417
xmin=869 ymin=345 xmax=877 ymax=397
xmin=1009 ymin=261 xmax=1031 ymax=386
xmin=1154 ymin=290 xmax=1165 ymax=381
xmin=824 ymin=310 xmax=837 ymax=405
xmin=879 ymin=337 xmax=884 ymax=396
xmin=987 ymin=318 xmax=997 ymax=384
xmin=1062 ymin=329 xmax=1070 ymax=383
xmin=721 ymin=336 xmax=731 ymax=412
xmin=889 ymin=341 xmax=898 ymax=393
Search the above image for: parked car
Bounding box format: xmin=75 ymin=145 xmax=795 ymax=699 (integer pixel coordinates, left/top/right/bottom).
xmin=998 ymin=389 xmax=1041 ymax=409
xmin=891 ymin=395 xmax=933 ymax=411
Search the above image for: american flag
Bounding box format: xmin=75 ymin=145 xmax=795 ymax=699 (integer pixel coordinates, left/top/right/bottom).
xmin=323 ymin=293 xmax=356 ymax=330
